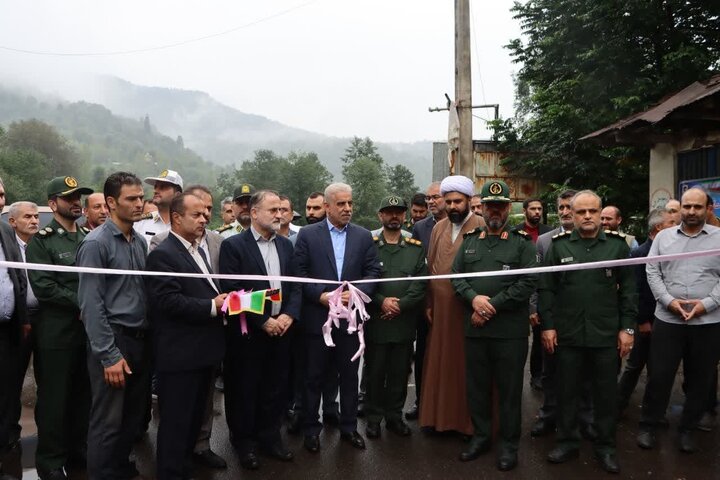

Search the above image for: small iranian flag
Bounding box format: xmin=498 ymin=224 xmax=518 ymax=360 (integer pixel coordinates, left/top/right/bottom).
xmin=267 ymin=289 xmax=282 ymax=303
xmin=239 ymin=290 xmax=266 ymax=314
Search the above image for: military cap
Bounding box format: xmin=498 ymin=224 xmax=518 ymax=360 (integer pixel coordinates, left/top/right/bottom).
xmin=47 ymin=176 xmax=93 ymax=198
xmin=378 ymin=195 xmax=408 ymax=212
xmin=144 ymin=169 xmax=184 ymax=190
xmin=233 ymin=183 xmax=256 ymax=201
xmin=480 ymin=180 xmax=512 ymax=203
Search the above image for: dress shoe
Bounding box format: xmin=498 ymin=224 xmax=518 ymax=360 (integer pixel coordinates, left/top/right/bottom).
xmin=497 ymin=450 xmax=518 ymax=471
xmin=580 ymin=423 xmax=598 ymax=441
xmin=386 ymin=419 xmax=411 ymax=437
xmin=530 ymin=418 xmax=556 ymax=437
xmin=304 ymin=435 xmax=320 ymax=453
xmin=193 ymin=449 xmax=227 ymax=469
xmin=37 ymin=468 xmax=67 ymax=480
xmin=678 ymin=431 xmax=698 ymax=453
xmin=697 ymin=412 xmax=717 ymax=432
xmin=547 ymin=445 xmax=579 ymax=464
xmin=458 ymin=438 xmax=490 ymax=462
xmin=340 ymin=431 xmax=366 ymax=450
xmin=595 ymin=452 xmax=620 ymax=473
xmin=239 ymin=452 xmax=260 ymax=470
xmin=405 ymin=404 xmax=419 ymax=420
xmin=323 ymin=412 xmax=340 ymax=426
xmin=636 ymin=430 xmax=656 ymax=449
xmin=366 ymin=422 xmax=381 ymax=439
xmin=261 ymin=443 xmax=294 ymax=462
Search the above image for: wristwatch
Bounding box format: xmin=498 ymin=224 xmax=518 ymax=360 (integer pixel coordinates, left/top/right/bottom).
xmin=623 ymin=328 xmax=635 ymax=335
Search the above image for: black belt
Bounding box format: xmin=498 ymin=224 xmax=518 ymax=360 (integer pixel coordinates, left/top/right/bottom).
xmin=113 ymin=325 xmax=149 ymax=339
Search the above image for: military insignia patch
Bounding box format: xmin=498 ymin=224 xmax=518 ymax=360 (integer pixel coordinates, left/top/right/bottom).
xmin=64 ymin=176 xmax=78 ymax=188
xmin=560 ymin=257 xmax=574 ymax=264
xmin=241 ymin=185 xmax=250 ymax=194
xmin=388 ymin=196 xmax=400 ymax=206
xmin=479 ymin=231 xmax=486 ymax=239
xmin=489 ymin=182 xmax=502 ymax=195
xmin=500 ymin=231 xmax=508 ymax=240
xmin=160 ymin=170 xmax=169 ymax=178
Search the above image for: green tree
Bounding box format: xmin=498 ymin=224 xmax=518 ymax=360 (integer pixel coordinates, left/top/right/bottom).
xmin=283 ymin=151 xmax=333 ymax=218
xmin=492 ymin=0 xmax=720 ymax=220
xmin=386 ymin=164 xmax=418 ymax=204
xmin=341 ymin=136 xmax=384 ymax=165
xmin=343 ymin=157 xmax=387 ymax=229
xmin=3 ymin=119 xmax=77 ymax=176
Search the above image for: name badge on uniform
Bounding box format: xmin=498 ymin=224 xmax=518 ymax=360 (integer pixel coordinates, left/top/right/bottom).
xmin=58 ymin=252 xmax=72 ymax=259
xmin=465 ymin=249 xmax=475 ymax=255
xmin=560 ymin=256 xmax=574 ymax=264
xmin=146 ymin=231 xmax=156 ymax=236
xmin=605 ymin=269 xmax=613 ymax=278
xmin=502 ymin=265 xmax=510 ymax=271
xmin=379 ymin=262 xmax=384 ymax=267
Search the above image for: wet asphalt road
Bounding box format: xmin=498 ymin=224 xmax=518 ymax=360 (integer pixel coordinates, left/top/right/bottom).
xmin=4 ymin=354 xmax=720 ymax=479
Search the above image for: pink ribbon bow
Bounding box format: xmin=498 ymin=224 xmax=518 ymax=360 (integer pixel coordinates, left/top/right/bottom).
xmin=322 ymin=281 xmax=371 ymax=362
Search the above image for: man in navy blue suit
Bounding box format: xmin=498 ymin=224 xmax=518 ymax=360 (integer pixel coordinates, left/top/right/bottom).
xmin=219 ymin=190 xmax=301 ymax=470
xmin=294 ymin=182 xmax=382 ymax=452
xmin=145 ymin=192 xmax=228 ymax=480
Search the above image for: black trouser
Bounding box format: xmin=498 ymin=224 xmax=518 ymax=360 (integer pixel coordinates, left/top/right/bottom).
xmin=288 ymin=326 xmax=339 ymax=417
xmin=86 ymin=328 xmax=151 ymax=480
xmin=9 ymin=314 xmax=33 ymax=445
xmin=157 ymin=367 xmax=214 ymax=480
xmin=640 ymin=320 xmax=720 ymax=432
xmin=529 ymin=325 xmax=543 ymax=380
xmin=413 ymin=313 xmax=428 ymax=408
xmin=365 ymin=342 xmax=413 ymax=424
xmin=466 ymin=337 xmax=528 ymax=453
xmin=225 ymin=329 xmax=290 ymax=454
xmin=617 ymin=330 xmax=652 ymax=413
xmin=556 ymin=346 xmax=617 ymax=455
xmin=538 ymin=348 xmax=594 ymax=425
xmin=0 ymin=323 xmax=20 ymax=451
xmin=304 ymin=331 xmax=359 ymax=436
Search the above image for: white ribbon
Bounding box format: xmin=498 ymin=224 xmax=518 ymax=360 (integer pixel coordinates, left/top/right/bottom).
xmin=321 ymin=281 xmax=371 ymax=362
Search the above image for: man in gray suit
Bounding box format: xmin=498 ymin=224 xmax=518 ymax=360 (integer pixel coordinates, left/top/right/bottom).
xmin=149 ymin=185 xmax=227 ymax=469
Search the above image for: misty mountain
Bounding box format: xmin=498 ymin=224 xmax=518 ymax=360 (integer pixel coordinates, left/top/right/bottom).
xmin=89 ymin=77 xmax=433 ymax=187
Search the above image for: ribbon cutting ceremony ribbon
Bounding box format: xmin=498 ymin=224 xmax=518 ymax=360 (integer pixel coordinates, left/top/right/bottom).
xmin=322 ymin=282 xmax=371 ymax=362
xmin=220 ymin=288 xmax=282 ymax=335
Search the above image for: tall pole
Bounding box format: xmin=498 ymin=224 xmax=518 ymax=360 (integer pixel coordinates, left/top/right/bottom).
xmin=455 ymin=0 xmax=473 ymax=178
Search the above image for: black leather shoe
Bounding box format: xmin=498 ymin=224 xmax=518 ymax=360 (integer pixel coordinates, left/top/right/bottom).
xmin=239 ymin=452 xmax=260 ymax=470
xmin=323 ymin=412 xmax=340 ymax=426
xmin=386 ymin=419 xmax=411 ymax=437
xmin=37 ymin=468 xmax=67 ymax=480
xmin=530 ymin=418 xmax=556 ymax=437
xmin=458 ymin=438 xmax=490 ymax=462
xmin=340 ymin=431 xmax=366 ymax=450
xmin=261 ymin=443 xmax=294 ymax=462
xmin=580 ymin=423 xmax=598 ymax=441
xmin=547 ymin=446 xmax=579 ymax=464
xmin=679 ymin=431 xmax=698 ymax=453
xmin=193 ymin=449 xmax=227 ymax=469
xmin=595 ymin=452 xmax=620 ymax=474
xmin=304 ymin=435 xmax=320 ymax=453
xmin=366 ymin=422 xmax=381 ymax=439
xmin=636 ymin=430 xmax=656 ymax=449
xmin=405 ymin=404 xmax=419 ymax=420
xmin=497 ymin=450 xmax=518 ymax=471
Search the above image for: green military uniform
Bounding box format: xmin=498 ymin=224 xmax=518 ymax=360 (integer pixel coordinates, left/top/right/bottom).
xmin=539 ymin=229 xmax=637 ymax=456
xmin=26 ymin=176 xmax=93 ymax=473
xmin=216 ymin=219 xmax=243 ymax=239
xmin=217 ymin=182 xmax=255 ymax=239
xmin=451 ymin=225 xmax=537 ymax=454
xmin=365 ymin=197 xmax=427 ymax=430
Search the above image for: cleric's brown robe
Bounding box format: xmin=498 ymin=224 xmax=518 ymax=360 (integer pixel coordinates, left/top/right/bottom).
xmin=419 ymin=214 xmax=484 ymax=434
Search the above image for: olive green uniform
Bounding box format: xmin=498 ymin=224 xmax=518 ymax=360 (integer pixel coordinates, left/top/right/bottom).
xmin=451 ymin=226 xmax=537 ymax=453
xmin=365 ymin=234 xmax=427 ymax=424
xmin=26 ymin=219 xmax=91 ymax=472
xmin=539 ymin=230 xmax=637 ymax=455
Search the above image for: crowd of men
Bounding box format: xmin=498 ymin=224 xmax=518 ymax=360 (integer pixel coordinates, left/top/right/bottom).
xmin=0 ymin=168 xmax=718 ymax=479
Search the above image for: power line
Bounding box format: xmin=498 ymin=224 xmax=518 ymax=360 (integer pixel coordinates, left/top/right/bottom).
xmin=0 ymin=1 xmax=318 ymax=57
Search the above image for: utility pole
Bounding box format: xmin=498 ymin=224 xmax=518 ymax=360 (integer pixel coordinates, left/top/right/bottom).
xmin=455 ymin=0 xmax=473 ymax=179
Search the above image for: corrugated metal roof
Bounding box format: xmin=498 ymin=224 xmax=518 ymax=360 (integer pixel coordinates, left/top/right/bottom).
xmin=581 ymin=74 xmax=720 ymax=142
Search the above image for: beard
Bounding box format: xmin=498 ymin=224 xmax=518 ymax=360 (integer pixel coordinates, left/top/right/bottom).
xmin=306 ymin=214 xmax=326 ymax=224
xmin=527 ymin=215 xmax=541 ymax=226
xmin=448 ymin=206 xmax=469 ymax=225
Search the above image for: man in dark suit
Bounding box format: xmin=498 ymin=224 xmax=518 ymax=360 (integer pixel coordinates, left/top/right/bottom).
xmin=219 ymin=190 xmax=301 ymax=470
xmin=0 ymin=218 xmax=27 ymax=480
xmin=145 ymin=192 xmax=228 ymax=480
xmin=294 ymin=182 xmax=381 ymax=452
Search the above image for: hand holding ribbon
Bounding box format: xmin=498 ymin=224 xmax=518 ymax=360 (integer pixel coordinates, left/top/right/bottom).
xmin=321 ymin=281 xmax=371 ymax=362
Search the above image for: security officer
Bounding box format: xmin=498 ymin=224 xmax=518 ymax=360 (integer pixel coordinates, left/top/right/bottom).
xmin=539 ymin=190 xmax=637 ymax=474
xmin=365 ymin=195 xmax=427 ymax=440
xmin=26 ymin=176 xmax=93 ymax=480
xmin=216 ymin=183 xmax=255 ymax=239
xmin=133 ymin=168 xmax=183 ymax=247
xmin=450 ymin=180 xmax=537 ymax=472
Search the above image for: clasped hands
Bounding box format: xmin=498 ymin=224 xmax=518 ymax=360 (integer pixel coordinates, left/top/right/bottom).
xmin=471 ymin=295 xmax=495 ymax=327
xmin=380 ymin=297 xmax=401 ymax=320
xmin=263 ymin=314 xmax=294 ymax=337
xmin=669 ymin=299 xmax=706 ymax=322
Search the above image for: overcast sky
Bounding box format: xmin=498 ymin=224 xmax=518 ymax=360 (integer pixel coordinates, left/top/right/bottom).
xmin=0 ymin=0 xmax=522 ymax=143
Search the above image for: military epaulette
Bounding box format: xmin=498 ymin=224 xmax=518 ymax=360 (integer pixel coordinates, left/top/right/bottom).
xmin=604 ymin=229 xmax=626 ymax=238
xmin=514 ymin=229 xmax=531 ymax=239
xmin=406 ymin=238 xmax=422 ymax=247
xmin=373 ymin=236 xmax=380 ymax=243
xmin=464 ymin=227 xmax=483 ymax=238
xmin=215 ymin=224 xmax=232 ymax=233
xmin=552 ymin=231 xmax=571 ymax=241
xmin=139 ymin=212 xmax=154 ymax=220
xmin=80 ymin=226 xmax=91 ymax=234
xmin=37 ymin=226 xmax=54 ymax=237
xmin=235 ymin=224 xmax=243 ymax=232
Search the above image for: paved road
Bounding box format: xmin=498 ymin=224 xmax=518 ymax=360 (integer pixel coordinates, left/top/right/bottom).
xmin=3 ymin=357 xmax=719 ymax=479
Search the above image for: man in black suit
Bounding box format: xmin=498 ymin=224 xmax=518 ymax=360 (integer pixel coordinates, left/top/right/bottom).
xmin=0 ymin=217 xmax=27 ymax=480
xmin=219 ymin=190 xmax=301 ymax=470
xmin=294 ymin=182 xmax=381 ymax=452
xmin=145 ymin=192 xmax=228 ymax=480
